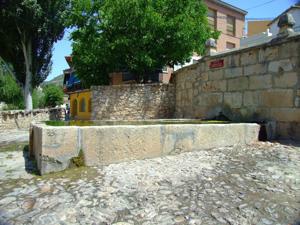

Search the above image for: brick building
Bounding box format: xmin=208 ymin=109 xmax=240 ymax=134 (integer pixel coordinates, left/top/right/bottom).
xmin=205 ymin=0 xmax=247 ymax=51
xmin=174 ymin=0 xmax=247 ymax=71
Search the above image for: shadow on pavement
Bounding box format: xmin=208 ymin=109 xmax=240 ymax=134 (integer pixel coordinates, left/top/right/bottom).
xmin=275 ymin=140 xmax=300 ymax=148
xmin=22 ymin=145 xmax=39 ymax=175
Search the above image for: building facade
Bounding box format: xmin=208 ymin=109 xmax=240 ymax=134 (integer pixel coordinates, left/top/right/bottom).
xmin=174 ymin=0 xmax=247 ymax=71
xmin=248 ymin=20 xmax=272 ymax=36
xmin=205 ymin=0 xmax=247 ymax=51
xmin=63 ymin=56 xmax=92 ymax=120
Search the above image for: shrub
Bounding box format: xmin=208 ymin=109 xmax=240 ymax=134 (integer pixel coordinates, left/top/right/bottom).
xmin=0 ymin=74 xmax=24 ymax=109
xmin=32 ymin=88 xmax=45 ymax=109
xmin=43 ymin=84 xmax=64 ymax=107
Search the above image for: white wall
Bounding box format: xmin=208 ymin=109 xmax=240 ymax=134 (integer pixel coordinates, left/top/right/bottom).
xmin=269 ymin=8 xmax=300 ymax=35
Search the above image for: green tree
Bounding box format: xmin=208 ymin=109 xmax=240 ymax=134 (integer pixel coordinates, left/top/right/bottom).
xmin=43 ymin=84 xmax=64 ymax=107
xmin=32 ymin=88 xmax=45 ymax=109
xmin=0 ymin=0 xmax=70 ymax=110
xmin=0 ymin=58 xmax=24 ymax=109
xmin=68 ymin=0 xmax=218 ymax=85
xmin=0 ymin=74 xmax=25 ymax=109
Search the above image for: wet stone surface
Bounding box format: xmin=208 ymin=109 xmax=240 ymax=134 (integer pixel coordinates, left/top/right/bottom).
xmin=0 ymin=141 xmax=299 ymax=225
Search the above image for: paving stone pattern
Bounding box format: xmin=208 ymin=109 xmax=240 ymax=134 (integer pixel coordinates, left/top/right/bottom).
xmin=0 ymin=142 xmax=299 ymax=225
xmin=0 ymin=130 xmax=29 ymax=147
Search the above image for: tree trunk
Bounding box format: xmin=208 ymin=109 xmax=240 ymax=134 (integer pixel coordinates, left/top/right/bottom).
xmin=22 ymin=39 xmax=33 ymax=111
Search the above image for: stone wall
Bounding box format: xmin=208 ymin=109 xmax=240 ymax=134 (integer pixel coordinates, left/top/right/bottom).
xmin=174 ymin=34 xmax=300 ymax=140
xmin=91 ymin=84 xmax=175 ymax=120
xmin=0 ymin=108 xmax=65 ymax=130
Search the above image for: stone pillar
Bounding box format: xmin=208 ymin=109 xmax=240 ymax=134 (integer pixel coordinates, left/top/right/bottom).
xmin=205 ymin=38 xmax=217 ymax=56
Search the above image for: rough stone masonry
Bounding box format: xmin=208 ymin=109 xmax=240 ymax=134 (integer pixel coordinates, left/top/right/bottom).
xmin=91 ymin=84 xmax=175 ymax=120
xmin=174 ymin=33 xmax=300 ymax=140
xmin=88 ymin=14 xmax=300 ymax=140
xmin=0 ymin=108 xmax=65 ymax=130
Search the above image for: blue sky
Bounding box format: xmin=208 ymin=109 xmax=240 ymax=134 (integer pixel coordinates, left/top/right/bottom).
xmin=47 ymin=0 xmax=299 ymax=81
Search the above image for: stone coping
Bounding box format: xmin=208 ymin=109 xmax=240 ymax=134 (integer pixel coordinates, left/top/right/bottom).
xmin=173 ymin=33 xmax=300 ymax=75
xmin=91 ymin=83 xmax=174 ymax=89
xmin=0 ymin=107 xmax=64 ymax=115
xmin=31 ymin=121 xmax=261 ymax=175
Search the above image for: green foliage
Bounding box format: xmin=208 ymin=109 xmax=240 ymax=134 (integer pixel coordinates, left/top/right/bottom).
xmin=0 ymin=0 xmax=70 ymax=109
xmin=0 ymin=73 xmax=24 ymax=109
xmin=67 ymin=0 xmax=218 ymax=85
xmin=71 ymin=149 xmax=85 ymax=167
xmin=43 ymin=84 xmax=64 ymax=107
xmin=32 ymin=88 xmax=45 ymax=109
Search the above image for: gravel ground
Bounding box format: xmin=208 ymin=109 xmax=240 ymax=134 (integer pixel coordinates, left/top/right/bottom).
xmin=0 ymin=141 xmax=299 ymax=225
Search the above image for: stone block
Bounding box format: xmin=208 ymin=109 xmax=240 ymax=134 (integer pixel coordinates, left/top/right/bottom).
xmin=224 ymin=92 xmax=243 ymax=108
xmin=191 ymin=124 xmax=260 ymax=148
xmin=295 ymin=97 xmax=300 ymax=108
xmin=228 ymin=77 xmax=249 ymax=91
xmin=278 ymin=40 xmax=300 ymax=58
xmin=244 ymin=64 xmax=268 ymax=76
xmin=201 ymin=80 xmax=227 ymax=92
xmin=224 ymin=67 xmax=243 ymax=78
xmin=199 ymin=72 xmax=209 ymax=81
xmin=270 ymin=108 xmax=300 ymax=122
xmin=253 ymin=108 xmax=271 ymax=121
xmin=193 ymin=88 xmax=199 ymax=97
xmin=276 ymin=122 xmax=300 ymax=140
xmin=268 ymin=59 xmax=294 ymax=73
xmin=258 ymin=47 xmax=279 ymax=63
xmin=249 ymin=75 xmax=272 ymax=90
xmin=193 ymin=107 xmax=208 ymax=119
xmin=209 ymin=69 xmax=224 ymax=80
xmin=38 ymin=125 xmax=80 ymax=175
xmin=273 ymin=72 xmax=298 ymax=88
xmin=261 ymin=90 xmax=294 ymax=107
xmin=241 ymin=49 xmax=258 ymax=66
xmin=81 ymin=126 xmax=162 ymax=166
xmin=196 ymin=93 xmax=223 ymax=107
xmin=226 ymin=54 xmax=240 ymax=67
xmin=243 ymin=91 xmax=260 ymax=106
xmin=265 ymin=121 xmax=277 ymax=141
xmin=197 ymin=62 xmax=207 ymax=73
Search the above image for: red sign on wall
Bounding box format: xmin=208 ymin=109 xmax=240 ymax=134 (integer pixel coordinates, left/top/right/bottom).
xmin=209 ymin=59 xmax=224 ymax=69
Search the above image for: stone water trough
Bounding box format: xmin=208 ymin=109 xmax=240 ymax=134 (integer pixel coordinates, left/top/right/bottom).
xmin=30 ymin=120 xmax=260 ymax=175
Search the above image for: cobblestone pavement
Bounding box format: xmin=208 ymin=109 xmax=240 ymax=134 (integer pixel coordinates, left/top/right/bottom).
xmin=0 ymin=141 xmax=299 ymax=225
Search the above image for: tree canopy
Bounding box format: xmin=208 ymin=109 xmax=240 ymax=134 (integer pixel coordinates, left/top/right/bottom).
xmin=43 ymin=84 xmax=64 ymax=107
xmin=68 ymin=0 xmax=218 ymax=85
xmin=0 ymin=0 xmax=69 ymax=110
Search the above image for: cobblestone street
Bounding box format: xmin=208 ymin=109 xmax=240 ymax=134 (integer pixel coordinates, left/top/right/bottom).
xmin=0 ymin=141 xmax=299 ymax=225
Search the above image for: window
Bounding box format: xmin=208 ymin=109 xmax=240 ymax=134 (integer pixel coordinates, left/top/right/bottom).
xmin=227 ymin=15 xmax=235 ymax=36
xmin=226 ymin=42 xmax=236 ymax=50
xmin=207 ymin=8 xmax=217 ymax=30
xmin=79 ymin=98 xmax=86 ymax=112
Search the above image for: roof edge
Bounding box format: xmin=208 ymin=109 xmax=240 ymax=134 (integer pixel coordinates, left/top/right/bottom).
xmin=212 ymin=0 xmax=248 ymax=15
